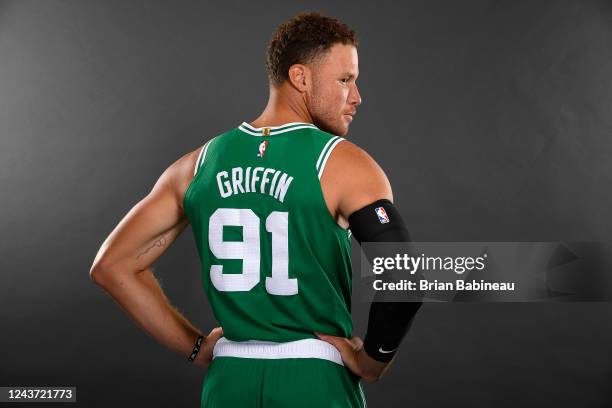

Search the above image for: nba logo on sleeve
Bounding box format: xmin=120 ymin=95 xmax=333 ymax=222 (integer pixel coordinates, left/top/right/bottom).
xmin=375 ymin=207 xmax=390 ymax=223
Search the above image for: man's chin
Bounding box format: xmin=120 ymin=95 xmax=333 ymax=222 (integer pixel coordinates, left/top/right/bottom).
xmin=315 ymin=120 xmax=349 ymax=136
xmin=328 ymin=124 xmax=350 ymax=137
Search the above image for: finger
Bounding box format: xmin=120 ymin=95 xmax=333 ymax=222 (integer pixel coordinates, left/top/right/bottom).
xmin=316 ymin=333 xmax=359 ymax=355
xmin=315 ymin=333 xmax=359 ymax=368
xmin=315 ymin=332 xmax=342 ymax=346
xmin=348 ymin=336 xmax=364 ymax=350
xmin=315 ymin=332 xmax=361 ymax=375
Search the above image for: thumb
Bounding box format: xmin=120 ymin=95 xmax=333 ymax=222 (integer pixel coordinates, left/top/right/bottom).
xmin=207 ymin=326 xmax=224 ymax=341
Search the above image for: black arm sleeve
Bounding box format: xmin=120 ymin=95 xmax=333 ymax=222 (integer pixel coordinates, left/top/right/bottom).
xmin=348 ymin=199 xmax=422 ymax=363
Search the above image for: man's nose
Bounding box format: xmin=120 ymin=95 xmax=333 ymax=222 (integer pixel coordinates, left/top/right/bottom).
xmin=350 ymin=84 xmax=362 ymax=106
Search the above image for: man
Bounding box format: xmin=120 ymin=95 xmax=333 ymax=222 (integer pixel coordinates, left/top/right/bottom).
xmin=90 ymin=12 xmax=420 ymax=407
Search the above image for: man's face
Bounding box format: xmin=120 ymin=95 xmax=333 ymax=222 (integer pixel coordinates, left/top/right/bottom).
xmin=306 ymin=43 xmax=361 ymax=136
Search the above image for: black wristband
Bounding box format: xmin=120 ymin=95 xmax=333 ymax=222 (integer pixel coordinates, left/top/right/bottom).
xmin=187 ymin=335 xmax=204 ymax=362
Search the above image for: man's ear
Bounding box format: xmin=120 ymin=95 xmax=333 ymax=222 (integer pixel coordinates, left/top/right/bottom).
xmin=287 ymin=64 xmax=310 ymax=92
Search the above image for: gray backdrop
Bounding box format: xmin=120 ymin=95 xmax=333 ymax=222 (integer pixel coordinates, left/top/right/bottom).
xmin=1 ymin=0 xmax=611 ymax=407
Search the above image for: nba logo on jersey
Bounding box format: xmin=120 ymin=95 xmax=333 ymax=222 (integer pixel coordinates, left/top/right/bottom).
xmin=257 ymin=140 xmax=268 ymax=158
xmin=375 ymin=207 xmax=390 ymax=223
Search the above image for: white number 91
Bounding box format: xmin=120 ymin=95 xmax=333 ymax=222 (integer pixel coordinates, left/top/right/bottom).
xmin=208 ymin=208 xmax=298 ymax=296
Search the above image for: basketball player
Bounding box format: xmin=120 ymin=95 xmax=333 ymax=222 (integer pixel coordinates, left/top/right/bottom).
xmin=90 ymin=12 xmax=420 ymax=407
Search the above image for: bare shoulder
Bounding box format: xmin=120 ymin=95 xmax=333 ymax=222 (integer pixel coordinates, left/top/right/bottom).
xmin=321 ymin=139 xmax=393 ymax=224
xmin=156 ymin=145 xmax=203 ymax=211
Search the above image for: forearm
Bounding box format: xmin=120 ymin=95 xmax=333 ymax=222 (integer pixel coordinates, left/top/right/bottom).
xmin=349 ymin=199 xmax=422 ymax=363
xmin=95 ymin=267 xmax=201 ymax=359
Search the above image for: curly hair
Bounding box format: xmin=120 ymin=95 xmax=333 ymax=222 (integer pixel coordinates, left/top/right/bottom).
xmin=266 ymin=12 xmax=358 ymax=86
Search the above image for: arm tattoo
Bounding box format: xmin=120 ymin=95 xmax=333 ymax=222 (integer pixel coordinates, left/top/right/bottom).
xmin=137 ymin=235 xmax=167 ymax=259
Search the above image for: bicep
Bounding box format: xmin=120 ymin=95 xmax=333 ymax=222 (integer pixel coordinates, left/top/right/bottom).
xmin=325 ymin=141 xmax=393 ymax=221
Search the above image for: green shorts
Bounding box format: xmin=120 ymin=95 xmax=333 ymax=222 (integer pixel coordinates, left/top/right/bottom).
xmin=200 ymin=338 xmax=366 ymax=408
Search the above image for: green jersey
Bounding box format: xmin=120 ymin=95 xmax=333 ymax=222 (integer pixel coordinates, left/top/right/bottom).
xmin=183 ymin=122 xmax=352 ymax=342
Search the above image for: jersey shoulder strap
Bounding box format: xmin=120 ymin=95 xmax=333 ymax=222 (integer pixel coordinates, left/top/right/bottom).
xmin=312 ymin=129 xmax=345 ymax=180
xmin=192 ymin=127 xmax=237 ymax=177
xmin=193 ymin=137 xmax=215 ymax=176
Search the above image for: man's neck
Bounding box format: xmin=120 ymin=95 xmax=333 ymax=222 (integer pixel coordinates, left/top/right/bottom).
xmin=250 ymin=84 xmax=313 ymax=128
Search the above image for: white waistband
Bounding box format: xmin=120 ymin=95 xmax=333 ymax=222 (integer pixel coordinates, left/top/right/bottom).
xmin=212 ymin=337 xmax=344 ymax=366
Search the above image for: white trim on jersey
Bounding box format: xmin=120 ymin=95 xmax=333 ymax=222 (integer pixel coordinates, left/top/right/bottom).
xmin=212 ymin=337 xmax=344 ymax=366
xmin=359 ymin=383 xmax=368 ymax=408
xmin=237 ymin=125 xmax=263 ymax=136
xmin=238 ymin=121 xmax=317 ymax=136
xmin=316 ymin=136 xmax=339 ymax=170
xmin=317 ymin=137 xmax=345 ymax=179
xmin=265 ymin=125 xmax=319 ymax=135
xmin=194 ymin=139 xmax=213 ymax=176
xmin=241 ymin=121 xmax=315 ymax=131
